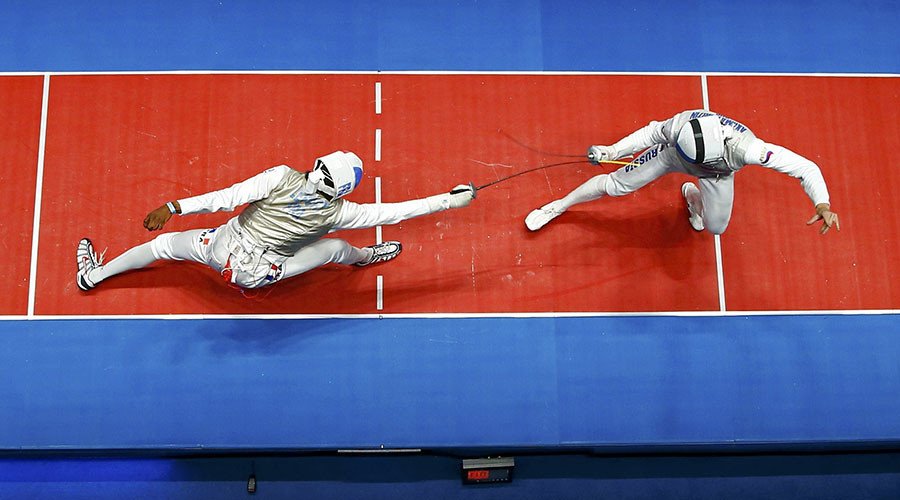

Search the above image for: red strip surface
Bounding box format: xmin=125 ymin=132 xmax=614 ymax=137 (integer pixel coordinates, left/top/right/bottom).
xmin=18 ymin=74 xmax=897 ymax=314
xmin=0 ymin=76 xmax=43 ymax=314
xmin=709 ymin=76 xmax=900 ymax=310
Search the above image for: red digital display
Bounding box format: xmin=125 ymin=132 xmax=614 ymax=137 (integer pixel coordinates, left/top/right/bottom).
xmin=467 ymin=470 xmax=491 ymax=481
xmin=462 ymin=458 xmax=513 ymax=484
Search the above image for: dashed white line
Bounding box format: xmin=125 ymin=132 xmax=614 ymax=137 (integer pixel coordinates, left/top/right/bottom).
xmin=375 ymin=128 xmax=382 ymax=161
xmin=375 ymin=81 xmax=382 ymax=115
xmin=375 ymin=81 xmax=383 ymax=311
xmin=375 ymin=176 xmax=383 ymax=244
xmin=376 ymin=275 xmax=384 ymax=311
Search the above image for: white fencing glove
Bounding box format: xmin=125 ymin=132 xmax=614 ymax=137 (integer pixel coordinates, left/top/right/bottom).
xmin=587 ymin=145 xmax=617 ymax=165
xmin=426 ymin=183 xmax=476 ymax=212
xmin=302 ymin=169 xmax=325 ymax=194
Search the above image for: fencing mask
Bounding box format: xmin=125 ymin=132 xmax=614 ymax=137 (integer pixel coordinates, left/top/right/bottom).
xmin=306 ymin=151 xmax=364 ymax=201
xmin=675 ymin=116 xmax=726 ymax=165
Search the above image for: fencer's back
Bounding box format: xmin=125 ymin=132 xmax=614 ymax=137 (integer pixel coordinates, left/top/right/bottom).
xmin=237 ymin=168 xmax=343 ymax=256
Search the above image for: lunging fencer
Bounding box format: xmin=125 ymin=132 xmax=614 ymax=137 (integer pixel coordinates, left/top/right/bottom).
xmin=76 ymin=151 xmax=476 ymax=291
xmin=525 ymin=109 xmax=840 ymax=235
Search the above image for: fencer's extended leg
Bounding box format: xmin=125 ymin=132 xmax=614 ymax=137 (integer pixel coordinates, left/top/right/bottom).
xmin=280 ymin=238 xmax=376 ymax=280
xmin=526 ymin=145 xmax=678 ymax=232
xmin=525 ymin=174 xmax=609 ymax=231
xmin=76 ymin=229 xmax=208 ymax=290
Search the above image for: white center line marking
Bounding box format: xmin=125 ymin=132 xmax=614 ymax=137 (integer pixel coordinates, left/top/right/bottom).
xmin=375 ymin=176 xmax=383 ymax=244
xmin=375 ymin=128 xmax=382 ymax=162
xmin=374 ymin=82 xmax=384 ymax=312
xmin=375 ymin=81 xmax=382 ymax=115
xmin=376 ymin=275 xmax=384 ymax=311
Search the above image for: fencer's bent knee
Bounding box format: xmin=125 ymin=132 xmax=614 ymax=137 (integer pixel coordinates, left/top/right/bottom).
xmin=308 ymin=238 xmax=356 ymax=264
xmin=319 ymin=238 xmax=352 ymax=253
xmin=582 ymin=174 xmax=613 ymax=197
xmin=149 ymin=233 xmax=177 ymax=260
xmin=602 ymin=173 xmax=631 ymax=197
xmin=704 ymin=218 xmax=729 ymax=235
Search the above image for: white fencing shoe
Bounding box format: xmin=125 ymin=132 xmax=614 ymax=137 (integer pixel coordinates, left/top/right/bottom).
xmin=76 ymin=238 xmax=105 ymax=291
xmin=355 ymin=241 xmax=402 ymax=267
xmin=525 ymin=201 xmax=565 ymax=231
xmin=681 ymin=182 xmax=705 ymax=232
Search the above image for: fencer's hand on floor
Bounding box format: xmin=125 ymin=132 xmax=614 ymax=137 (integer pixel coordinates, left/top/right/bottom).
xmin=807 ymin=203 xmax=840 ymax=235
xmin=143 ymin=205 xmax=173 ymax=231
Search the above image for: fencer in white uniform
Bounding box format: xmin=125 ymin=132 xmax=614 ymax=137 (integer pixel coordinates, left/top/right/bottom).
xmin=525 ymin=109 xmax=840 ymax=235
xmin=77 ymin=151 xmax=475 ymax=291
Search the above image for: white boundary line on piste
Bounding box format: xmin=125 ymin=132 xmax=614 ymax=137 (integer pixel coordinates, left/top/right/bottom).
xmin=0 ymin=70 xmax=896 ymax=77
xmin=26 ymin=74 xmax=50 ymax=317
xmin=6 ymin=71 xmax=896 ymax=320
xmin=1 ymin=309 xmax=898 ymax=322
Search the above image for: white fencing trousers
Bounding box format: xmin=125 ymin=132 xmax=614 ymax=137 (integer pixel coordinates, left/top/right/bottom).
xmin=149 ymin=222 xmax=367 ymax=288
xmin=694 ymin=174 xmax=734 ymax=235
xmin=598 ymin=144 xmax=735 ymax=235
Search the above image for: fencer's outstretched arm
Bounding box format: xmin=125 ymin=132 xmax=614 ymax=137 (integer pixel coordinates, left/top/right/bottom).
xmin=142 ymin=166 xmax=289 ymax=231
xmin=588 ymin=116 xmax=675 ymax=164
xmin=754 ymin=142 xmax=840 ymax=234
xmin=609 ymin=119 xmax=672 ymax=158
xmin=333 ymin=184 xmax=475 ymax=230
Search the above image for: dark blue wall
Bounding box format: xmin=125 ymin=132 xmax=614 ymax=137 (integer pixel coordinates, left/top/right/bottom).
xmin=3 ymin=453 xmax=899 ymax=499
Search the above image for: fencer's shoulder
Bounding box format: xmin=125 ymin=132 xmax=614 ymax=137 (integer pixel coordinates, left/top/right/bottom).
xmin=263 ymin=164 xmax=292 ymax=175
xmin=258 ymin=164 xmax=296 ymax=183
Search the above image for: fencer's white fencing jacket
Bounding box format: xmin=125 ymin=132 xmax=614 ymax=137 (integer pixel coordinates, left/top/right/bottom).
xmin=611 ymin=109 xmax=831 ymax=206
xmin=177 ymin=165 xmax=439 ymax=256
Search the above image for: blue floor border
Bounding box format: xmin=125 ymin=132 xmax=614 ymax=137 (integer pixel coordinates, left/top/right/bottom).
xmin=2 ymin=1 xmax=898 ymax=73
xmin=3 ymin=314 xmax=898 ymax=451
